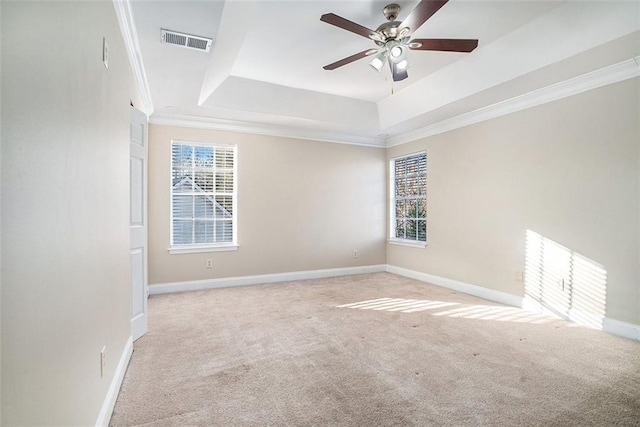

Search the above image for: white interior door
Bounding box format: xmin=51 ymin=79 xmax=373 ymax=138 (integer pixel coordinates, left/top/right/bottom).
xmin=130 ymin=107 xmax=148 ymax=341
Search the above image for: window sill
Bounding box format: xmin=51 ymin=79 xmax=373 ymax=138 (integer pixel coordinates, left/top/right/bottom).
xmin=168 ymin=244 xmax=239 ymax=255
xmin=388 ymin=239 xmax=427 ymax=249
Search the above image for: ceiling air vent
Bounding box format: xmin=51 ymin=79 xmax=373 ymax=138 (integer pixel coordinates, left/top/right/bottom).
xmin=161 ymin=29 xmax=212 ymax=53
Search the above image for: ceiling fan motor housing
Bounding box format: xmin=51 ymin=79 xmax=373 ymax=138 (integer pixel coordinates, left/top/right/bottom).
xmin=375 ymin=21 xmax=403 ymax=43
xmin=375 ymin=3 xmax=414 ymax=48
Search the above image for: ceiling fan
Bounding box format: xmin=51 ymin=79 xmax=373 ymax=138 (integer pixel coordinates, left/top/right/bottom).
xmin=320 ymin=0 xmax=478 ymax=82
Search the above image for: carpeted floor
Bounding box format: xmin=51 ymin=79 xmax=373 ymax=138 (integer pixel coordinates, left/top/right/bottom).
xmin=110 ymin=272 xmax=640 ymax=426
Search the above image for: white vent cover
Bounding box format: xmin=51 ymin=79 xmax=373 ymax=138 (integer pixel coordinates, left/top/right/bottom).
xmin=161 ymin=29 xmax=212 ymax=52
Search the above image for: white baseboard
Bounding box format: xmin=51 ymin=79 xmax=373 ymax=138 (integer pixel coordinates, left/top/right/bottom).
xmin=386 ymin=265 xmax=524 ymax=307
xmin=95 ymin=336 xmax=133 ymax=427
xmin=149 ymin=264 xmax=387 ymax=295
xmin=603 ymin=317 xmax=640 ymax=341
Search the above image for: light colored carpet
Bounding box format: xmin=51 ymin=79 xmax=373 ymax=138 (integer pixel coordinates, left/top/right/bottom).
xmin=110 ymin=272 xmax=640 ymax=426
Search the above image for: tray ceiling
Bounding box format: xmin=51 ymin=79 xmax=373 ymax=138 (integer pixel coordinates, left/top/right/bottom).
xmin=128 ymin=0 xmax=640 ymax=145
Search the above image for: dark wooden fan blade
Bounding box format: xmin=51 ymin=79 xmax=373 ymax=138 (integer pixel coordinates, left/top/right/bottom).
xmin=409 ymin=38 xmax=478 ymax=52
xmin=323 ymin=49 xmax=376 ymax=71
xmin=391 ymin=62 xmax=408 ymax=82
xmin=399 ymin=0 xmax=449 ymax=34
xmin=321 ymin=13 xmax=378 ymax=39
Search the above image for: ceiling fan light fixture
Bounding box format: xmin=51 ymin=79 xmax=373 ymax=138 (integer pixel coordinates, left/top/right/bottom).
xmin=369 ymin=51 xmax=388 ymax=72
xmin=387 ymin=42 xmax=407 ymax=64
xmin=395 ymin=59 xmax=408 ymax=71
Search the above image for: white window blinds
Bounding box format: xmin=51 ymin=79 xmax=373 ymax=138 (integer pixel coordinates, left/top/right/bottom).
xmin=171 ymin=142 xmax=236 ymax=247
xmin=392 ymin=152 xmax=427 ymax=242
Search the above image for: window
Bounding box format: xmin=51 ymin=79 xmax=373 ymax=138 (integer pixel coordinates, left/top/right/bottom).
xmin=169 ymin=141 xmax=237 ymax=254
xmin=390 ymin=152 xmax=427 ymax=246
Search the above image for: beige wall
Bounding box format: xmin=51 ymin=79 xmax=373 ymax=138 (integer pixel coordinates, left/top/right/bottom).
xmin=2 ymin=1 xmax=136 ymax=424
xmin=387 ymin=78 xmax=640 ymax=325
xmin=148 ymin=125 xmax=387 ymax=285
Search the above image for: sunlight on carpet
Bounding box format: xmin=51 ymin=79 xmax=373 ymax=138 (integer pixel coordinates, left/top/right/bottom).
xmin=337 ymin=297 xmax=557 ymax=324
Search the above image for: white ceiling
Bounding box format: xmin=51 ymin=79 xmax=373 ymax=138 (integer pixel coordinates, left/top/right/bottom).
xmin=130 ymin=0 xmax=640 ymax=146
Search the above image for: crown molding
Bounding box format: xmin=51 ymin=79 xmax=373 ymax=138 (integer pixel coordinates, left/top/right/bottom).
xmin=149 ymin=113 xmax=387 ymax=148
xmin=386 ymin=56 xmax=640 ymax=147
xmin=112 ymin=0 xmax=154 ymax=116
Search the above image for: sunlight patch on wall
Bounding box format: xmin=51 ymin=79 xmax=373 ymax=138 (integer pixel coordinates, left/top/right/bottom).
xmin=337 ymin=298 xmax=557 ymax=324
xmin=524 ymin=230 xmax=607 ymax=330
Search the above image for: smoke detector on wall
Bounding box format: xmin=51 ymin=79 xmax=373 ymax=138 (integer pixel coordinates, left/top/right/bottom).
xmin=161 ymin=29 xmax=213 ymax=52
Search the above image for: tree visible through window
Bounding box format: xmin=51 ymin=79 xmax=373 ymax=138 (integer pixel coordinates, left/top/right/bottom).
xmin=171 ymin=141 xmax=236 ymax=247
xmin=391 ymin=152 xmax=427 ymax=243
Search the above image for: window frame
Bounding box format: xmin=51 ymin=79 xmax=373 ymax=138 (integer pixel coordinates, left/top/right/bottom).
xmin=389 ymin=151 xmax=427 ymax=248
xmin=168 ymin=140 xmax=238 ymax=255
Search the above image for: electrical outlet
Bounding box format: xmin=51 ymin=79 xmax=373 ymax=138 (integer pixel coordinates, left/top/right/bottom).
xmin=353 ymin=250 xmax=358 ymax=258
xmin=515 ymin=271 xmax=524 ymax=282
xmin=102 ymin=37 xmax=109 ymax=69
xmin=558 ymin=278 xmax=566 ymax=291
xmin=206 ymin=259 xmax=213 ymax=269
xmin=100 ymin=346 xmax=106 ymax=378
